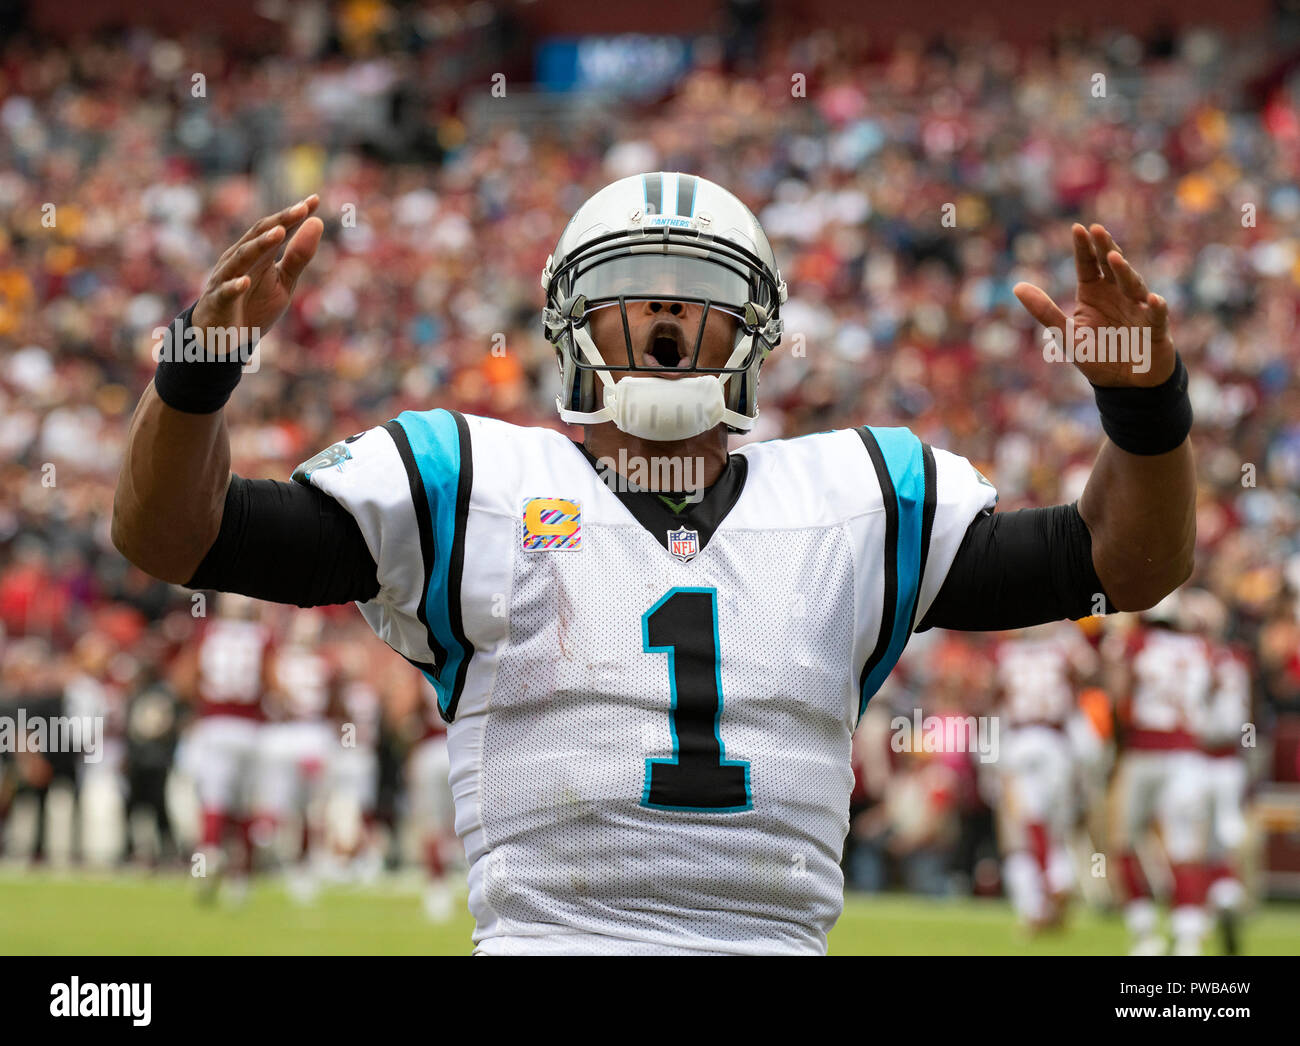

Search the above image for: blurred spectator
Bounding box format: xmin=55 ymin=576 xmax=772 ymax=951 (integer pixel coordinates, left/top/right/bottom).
xmin=122 ymin=664 xmax=184 ymax=866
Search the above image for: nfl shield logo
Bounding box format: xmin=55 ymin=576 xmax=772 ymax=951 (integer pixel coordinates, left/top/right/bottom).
xmin=667 ymin=527 xmax=699 ymax=562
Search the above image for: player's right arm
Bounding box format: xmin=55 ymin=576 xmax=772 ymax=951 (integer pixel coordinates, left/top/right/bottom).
xmin=112 ymin=197 xmax=325 ymax=585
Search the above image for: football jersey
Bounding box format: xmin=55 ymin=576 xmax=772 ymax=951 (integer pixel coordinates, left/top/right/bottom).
xmin=1201 ymin=644 xmax=1251 ymax=757
xmin=273 ymin=646 xmax=333 ymax=722
xmin=295 ymin=409 xmax=996 ymax=954
xmin=196 ymin=618 xmax=273 ymax=721
xmin=995 ymin=623 xmax=1096 ymax=728
xmin=1124 ymin=628 xmax=1214 ymax=750
xmin=418 ymin=677 xmax=448 ymax=743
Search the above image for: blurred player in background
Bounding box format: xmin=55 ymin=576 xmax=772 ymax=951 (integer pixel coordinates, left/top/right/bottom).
xmin=1069 ymin=678 xmax=1117 ymax=911
xmin=328 ymin=636 xmax=384 ymax=881
xmin=1197 ymin=605 xmax=1253 ymax=955
xmin=175 ymin=593 xmax=276 ymax=903
xmin=255 ymin=609 xmax=339 ymax=902
xmin=993 ymin=620 xmax=1098 ymax=931
xmin=402 ymin=673 xmax=457 ymax=922
xmin=1109 ymin=591 xmax=1216 ymax=955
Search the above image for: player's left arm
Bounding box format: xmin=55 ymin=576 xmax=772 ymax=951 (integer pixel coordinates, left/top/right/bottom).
xmin=1013 ymin=223 xmax=1195 ymax=612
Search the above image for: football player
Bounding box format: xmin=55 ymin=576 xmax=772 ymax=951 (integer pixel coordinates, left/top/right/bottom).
xmin=404 ymin=674 xmax=459 ymax=922
xmin=173 ymin=593 xmax=276 ymax=902
xmin=328 ymin=637 xmax=384 ymax=881
xmin=1197 ymin=602 xmax=1253 ymax=954
xmin=255 ymin=608 xmax=338 ymax=901
xmin=1108 ymin=591 xmax=1217 ymax=955
xmin=113 ymin=175 xmax=1196 ymax=954
xmin=992 ymin=621 xmax=1098 ymax=930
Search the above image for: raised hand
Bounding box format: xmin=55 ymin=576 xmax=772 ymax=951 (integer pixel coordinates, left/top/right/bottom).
xmin=191 ymin=195 xmax=324 ymax=341
xmin=1013 ymin=223 xmax=1174 ymax=388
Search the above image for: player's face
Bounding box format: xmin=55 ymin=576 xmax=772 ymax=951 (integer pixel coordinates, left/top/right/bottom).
xmin=587 ymin=298 xmax=740 ymax=382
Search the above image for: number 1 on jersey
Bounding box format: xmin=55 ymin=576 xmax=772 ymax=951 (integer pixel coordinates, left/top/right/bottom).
xmin=642 ymin=587 xmax=752 ymax=812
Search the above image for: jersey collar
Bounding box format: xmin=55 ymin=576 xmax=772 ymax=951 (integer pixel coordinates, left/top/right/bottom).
xmin=571 ymin=440 xmax=748 ymax=557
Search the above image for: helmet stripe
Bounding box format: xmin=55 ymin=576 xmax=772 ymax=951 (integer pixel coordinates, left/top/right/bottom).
xmin=643 ymin=172 xmax=663 ymax=215
xmin=677 ymin=174 xmax=698 ymax=217
xmin=662 ymin=172 xmax=678 ymax=218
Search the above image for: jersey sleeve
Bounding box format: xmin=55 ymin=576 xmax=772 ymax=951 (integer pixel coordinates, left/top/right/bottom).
xmin=184 ymin=475 xmax=379 ymax=607
xmin=293 ymin=408 xmax=474 ymax=720
xmin=852 ymin=426 xmax=997 ymax=714
xmin=916 ymin=445 xmax=1000 ymax=626
xmin=855 ymin=426 xmax=998 ymax=634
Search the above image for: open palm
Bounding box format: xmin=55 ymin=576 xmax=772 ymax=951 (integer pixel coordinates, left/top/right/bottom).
xmin=191 ymin=195 xmax=324 ymax=341
xmin=1013 ymin=223 xmax=1174 ymax=388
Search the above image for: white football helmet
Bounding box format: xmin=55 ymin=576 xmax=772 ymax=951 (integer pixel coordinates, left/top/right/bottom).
xmin=542 ymin=172 xmax=786 ymax=441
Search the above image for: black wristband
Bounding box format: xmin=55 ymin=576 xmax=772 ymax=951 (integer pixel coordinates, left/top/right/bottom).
xmin=1091 ymin=352 xmax=1192 ymax=455
xmin=152 ymin=303 xmax=248 ymax=414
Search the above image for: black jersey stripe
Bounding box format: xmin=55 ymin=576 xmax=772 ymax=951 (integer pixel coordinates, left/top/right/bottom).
xmin=442 ymin=409 xmax=475 ymax=721
xmin=382 ymin=419 xmax=447 ymax=679
xmin=907 ymin=443 xmax=938 ymax=635
xmin=856 ymin=426 xmax=899 ymax=713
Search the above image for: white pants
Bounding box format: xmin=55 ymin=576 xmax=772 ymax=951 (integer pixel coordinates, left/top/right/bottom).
xmin=1205 ymin=756 xmax=1247 ymax=855
xmin=256 ymin=721 xmax=334 ymax=818
xmin=1001 ymin=726 xmax=1075 ymax=838
xmin=1114 ymin=749 xmax=1210 ymax=863
xmin=187 ymin=716 xmax=261 ymax=814
xmin=330 ymin=746 xmax=378 ymax=813
xmin=1000 ymin=726 xmax=1075 ymax=918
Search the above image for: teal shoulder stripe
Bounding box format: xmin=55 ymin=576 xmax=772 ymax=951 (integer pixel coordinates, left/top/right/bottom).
xmin=392 ymin=408 xmax=474 ymax=721
xmin=859 ymin=426 xmax=926 ymax=716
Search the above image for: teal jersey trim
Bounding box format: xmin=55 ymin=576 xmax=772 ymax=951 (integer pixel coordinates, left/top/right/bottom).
xmin=858 ymin=426 xmax=927 ymax=718
xmin=392 ymin=408 xmax=474 ymax=721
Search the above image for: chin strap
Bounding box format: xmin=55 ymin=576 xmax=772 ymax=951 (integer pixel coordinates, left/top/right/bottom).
xmin=556 ymin=326 xmax=761 ymax=434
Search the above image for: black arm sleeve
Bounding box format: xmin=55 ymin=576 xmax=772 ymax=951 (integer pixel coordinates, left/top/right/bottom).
xmin=916 ymin=502 xmax=1111 ymax=632
xmin=185 ymin=475 xmax=380 ymax=607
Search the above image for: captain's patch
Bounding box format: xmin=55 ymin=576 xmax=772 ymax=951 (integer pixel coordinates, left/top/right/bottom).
xmin=522 ymin=497 xmax=582 ymax=551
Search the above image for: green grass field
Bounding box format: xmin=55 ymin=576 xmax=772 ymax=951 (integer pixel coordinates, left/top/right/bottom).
xmin=2 ymin=871 xmax=1297 ymax=955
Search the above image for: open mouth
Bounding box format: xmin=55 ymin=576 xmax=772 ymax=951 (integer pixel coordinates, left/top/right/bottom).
xmin=644 ymin=321 xmax=690 ymax=369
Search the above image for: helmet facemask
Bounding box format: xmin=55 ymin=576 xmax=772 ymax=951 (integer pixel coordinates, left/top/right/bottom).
xmin=544 ymin=225 xmax=784 ymax=440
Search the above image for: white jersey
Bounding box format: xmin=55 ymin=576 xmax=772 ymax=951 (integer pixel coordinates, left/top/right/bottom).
xmin=1126 ymin=628 xmax=1214 ymax=749
xmin=196 ymin=618 xmax=272 ymax=720
xmin=1202 ymin=646 xmax=1251 ymax=755
xmin=995 ymin=624 xmax=1096 ymax=728
xmin=274 ymin=647 xmax=332 ymax=722
xmin=295 ymin=409 xmax=996 ymax=954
